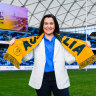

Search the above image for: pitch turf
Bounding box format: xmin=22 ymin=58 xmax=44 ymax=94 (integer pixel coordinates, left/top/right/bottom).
xmin=0 ymin=69 xmax=96 ymax=96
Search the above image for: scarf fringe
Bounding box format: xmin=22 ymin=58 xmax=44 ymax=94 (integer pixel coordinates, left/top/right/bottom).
xmin=79 ymin=55 xmax=96 ymax=70
xmin=3 ymin=53 xmax=20 ymax=69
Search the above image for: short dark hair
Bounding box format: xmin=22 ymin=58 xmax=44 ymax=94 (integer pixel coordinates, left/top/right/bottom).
xmin=39 ymin=14 xmax=59 ymax=35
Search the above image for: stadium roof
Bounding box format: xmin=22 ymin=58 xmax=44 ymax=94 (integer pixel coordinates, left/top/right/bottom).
xmin=0 ymin=0 xmax=96 ymax=29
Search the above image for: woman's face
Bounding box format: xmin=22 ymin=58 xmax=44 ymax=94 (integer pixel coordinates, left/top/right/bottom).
xmin=43 ymin=17 xmax=55 ymax=35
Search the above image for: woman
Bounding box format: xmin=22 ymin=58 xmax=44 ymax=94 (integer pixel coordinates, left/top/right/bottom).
xmin=10 ymin=14 xmax=91 ymax=96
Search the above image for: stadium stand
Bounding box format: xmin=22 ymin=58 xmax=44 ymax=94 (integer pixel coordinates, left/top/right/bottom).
xmin=89 ymin=32 xmax=96 ymax=39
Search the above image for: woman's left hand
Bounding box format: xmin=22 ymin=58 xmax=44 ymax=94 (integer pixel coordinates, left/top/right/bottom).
xmin=85 ymin=40 xmax=91 ymax=47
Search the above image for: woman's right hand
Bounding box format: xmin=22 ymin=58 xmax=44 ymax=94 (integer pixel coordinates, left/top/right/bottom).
xmin=9 ymin=38 xmax=16 ymax=45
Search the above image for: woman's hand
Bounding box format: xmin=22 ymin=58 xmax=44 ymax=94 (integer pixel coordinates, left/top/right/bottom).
xmin=85 ymin=40 xmax=91 ymax=47
xmin=9 ymin=38 xmax=16 ymax=45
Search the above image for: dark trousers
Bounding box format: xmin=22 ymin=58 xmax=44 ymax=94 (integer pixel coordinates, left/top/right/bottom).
xmin=36 ymin=71 xmax=70 ymax=96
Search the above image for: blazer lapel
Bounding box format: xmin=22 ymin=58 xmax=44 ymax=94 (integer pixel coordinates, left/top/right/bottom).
xmin=39 ymin=38 xmax=46 ymax=61
xmin=54 ymin=39 xmax=60 ymax=59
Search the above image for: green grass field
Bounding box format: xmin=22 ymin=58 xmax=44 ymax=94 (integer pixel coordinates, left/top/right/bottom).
xmin=0 ymin=69 xmax=96 ymax=96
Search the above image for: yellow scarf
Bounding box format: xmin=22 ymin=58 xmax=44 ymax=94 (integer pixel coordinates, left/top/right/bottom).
xmin=4 ymin=33 xmax=96 ymax=69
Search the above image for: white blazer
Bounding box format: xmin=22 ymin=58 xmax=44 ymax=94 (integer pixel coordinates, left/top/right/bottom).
xmin=22 ymin=38 xmax=76 ymax=89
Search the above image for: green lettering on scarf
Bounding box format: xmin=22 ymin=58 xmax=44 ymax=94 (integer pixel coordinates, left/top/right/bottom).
xmin=30 ymin=37 xmax=36 ymax=44
xmin=72 ymin=44 xmax=85 ymax=56
xmin=63 ymin=38 xmax=70 ymax=46
xmin=23 ymin=41 xmax=32 ymax=51
xmin=69 ymin=41 xmax=77 ymax=49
